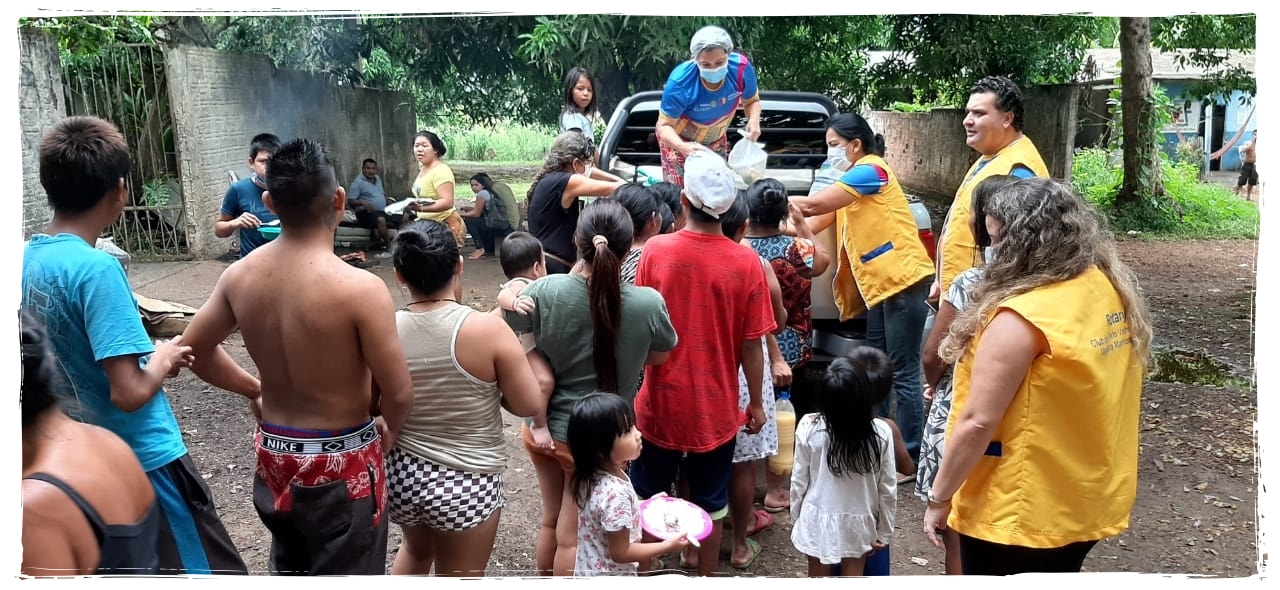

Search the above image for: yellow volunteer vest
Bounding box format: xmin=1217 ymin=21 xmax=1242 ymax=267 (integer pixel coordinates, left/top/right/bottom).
xmin=938 ymin=136 xmax=1049 ymax=295
xmin=829 ymin=154 xmax=935 ymax=318
xmin=946 ymin=266 xmax=1145 ymax=548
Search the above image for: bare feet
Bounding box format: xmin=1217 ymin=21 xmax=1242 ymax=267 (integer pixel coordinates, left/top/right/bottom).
xmin=469 ymin=250 xmax=488 ymax=260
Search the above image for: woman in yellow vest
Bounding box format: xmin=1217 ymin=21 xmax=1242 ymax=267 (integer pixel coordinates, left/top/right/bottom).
xmin=401 ymin=130 xmax=467 ymax=246
xmin=921 ymin=178 xmax=1152 ymax=575
xmin=790 ymin=112 xmax=935 ymax=468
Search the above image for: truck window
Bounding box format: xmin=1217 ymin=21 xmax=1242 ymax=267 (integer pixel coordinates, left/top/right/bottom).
xmin=613 ymin=107 xmax=832 ymax=170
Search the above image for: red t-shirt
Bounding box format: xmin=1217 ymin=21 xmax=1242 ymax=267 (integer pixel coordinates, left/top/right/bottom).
xmin=634 ymin=230 xmax=777 ymax=452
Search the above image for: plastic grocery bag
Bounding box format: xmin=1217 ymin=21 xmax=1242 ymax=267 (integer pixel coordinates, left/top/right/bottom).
xmin=727 ymin=129 xmax=767 ymax=185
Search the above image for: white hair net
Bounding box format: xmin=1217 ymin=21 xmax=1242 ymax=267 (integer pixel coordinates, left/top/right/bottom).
xmin=690 ymin=26 xmax=733 ymax=58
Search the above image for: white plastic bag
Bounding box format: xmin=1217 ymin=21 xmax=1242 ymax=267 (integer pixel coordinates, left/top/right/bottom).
xmin=727 ymin=129 xmax=767 ymax=186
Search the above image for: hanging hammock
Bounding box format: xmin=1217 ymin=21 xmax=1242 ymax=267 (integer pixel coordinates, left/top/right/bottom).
xmin=1209 ymin=104 xmax=1257 ymax=161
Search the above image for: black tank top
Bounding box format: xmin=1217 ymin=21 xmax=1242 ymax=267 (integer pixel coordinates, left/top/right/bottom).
xmin=24 ymin=473 xmax=160 ymax=576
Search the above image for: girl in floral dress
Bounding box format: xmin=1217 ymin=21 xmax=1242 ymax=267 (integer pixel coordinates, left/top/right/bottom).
xmin=569 ymin=393 xmax=688 ymax=576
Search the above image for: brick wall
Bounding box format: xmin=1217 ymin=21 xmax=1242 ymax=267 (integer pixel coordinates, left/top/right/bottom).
xmin=164 ymin=45 xmax=418 ymax=258
xmin=19 ymin=29 xmax=67 ymax=238
xmin=866 ymin=84 xmax=1081 ymax=200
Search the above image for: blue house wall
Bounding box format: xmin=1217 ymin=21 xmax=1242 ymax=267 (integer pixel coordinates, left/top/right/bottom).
xmin=1156 ymin=79 xmax=1256 ymax=170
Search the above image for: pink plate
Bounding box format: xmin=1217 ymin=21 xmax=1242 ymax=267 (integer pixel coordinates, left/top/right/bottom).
xmin=637 ymin=496 xmax=714 ymax=542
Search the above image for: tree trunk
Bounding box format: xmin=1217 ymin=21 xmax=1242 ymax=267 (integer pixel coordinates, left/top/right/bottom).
xmin=1116 ymin=16 xmax=1164 ymax=208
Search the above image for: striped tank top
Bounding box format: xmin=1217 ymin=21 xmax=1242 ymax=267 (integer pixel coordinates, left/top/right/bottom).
xmin=394 ymin=303 xmax=507 ymax=474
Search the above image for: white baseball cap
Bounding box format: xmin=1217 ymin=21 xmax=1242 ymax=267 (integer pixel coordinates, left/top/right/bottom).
xmin=683 ymin=151 xmax=738 ymax=219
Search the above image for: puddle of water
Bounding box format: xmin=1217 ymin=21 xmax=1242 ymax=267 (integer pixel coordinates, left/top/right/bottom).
xmin=1149 ymin=348 xmax=1251 ymax=389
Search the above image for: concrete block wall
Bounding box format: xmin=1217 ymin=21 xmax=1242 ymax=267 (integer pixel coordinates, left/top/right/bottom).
xmin=867 ymin=108 xmax=976 ymax=200
xmin=19 ymin=29 xmax=67 ymax=238
xmin=866 ymin=84 xmax=1080 ymax=200
xmin=164 ymin=45 xmax=417 ymax=258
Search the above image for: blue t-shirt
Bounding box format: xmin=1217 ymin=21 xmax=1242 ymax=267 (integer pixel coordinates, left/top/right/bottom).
xmin=348 ymin=175 xmax=387 ymax=212
xmin=22 ymin=234 xmax=187 ymax=472
xmin=220 ymin=177 xmax=277 ymax=257
xmin=660 ymin=52 xmax=759 ymax=143
xmin=838 ymin=163 xmax=890 ymax=197
xmin=967 ymin=160 xmax=1036 ymax=182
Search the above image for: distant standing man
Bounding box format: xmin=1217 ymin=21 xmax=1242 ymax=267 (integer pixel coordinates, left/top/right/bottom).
xmin=348 ymin=158 xmax=394 ymax=249
xmin=933 ymin=76 xmax=1049 ymax=299
xmin=1236 ymin=130 xmax=1259 ymax=201
xmin=215 ymin=133 xmax=281 ymax=259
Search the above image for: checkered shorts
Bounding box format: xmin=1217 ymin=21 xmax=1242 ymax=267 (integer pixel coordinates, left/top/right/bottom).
xmin=386 ymin=447 xmax=506 ymax=531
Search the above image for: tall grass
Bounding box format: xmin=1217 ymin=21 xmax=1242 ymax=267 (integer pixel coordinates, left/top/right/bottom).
xmin=429 ymin=121 xmax=556 ymax=163
xmin=1071 ymin=147 xmax=1259 ymax=239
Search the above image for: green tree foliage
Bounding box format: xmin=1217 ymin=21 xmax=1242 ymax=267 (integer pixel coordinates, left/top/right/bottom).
xmin=20 ymin=15 xmax=155 ymax=67
xmin=1151 ymin=14 xmax=1256 ymax=102
xmin=868 ymin=14 xmax=1105 ymax=107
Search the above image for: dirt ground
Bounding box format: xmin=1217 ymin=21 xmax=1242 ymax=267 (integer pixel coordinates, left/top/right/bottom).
xmin=150 ymin=236 xmax=1258 ymax=577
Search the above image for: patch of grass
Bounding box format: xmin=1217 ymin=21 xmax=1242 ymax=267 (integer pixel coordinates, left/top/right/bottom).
xmin=434 ymin=122 xmax=556 ymax=163
xmin=1072 ymin=147 xmax=1260 ymax=239
xmin=1149 ymin=348 xmax=1252 ymax=391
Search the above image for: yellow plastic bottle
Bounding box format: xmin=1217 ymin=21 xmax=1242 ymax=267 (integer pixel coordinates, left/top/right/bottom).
xmin=769 ymin=389 xmax=797 ymax=475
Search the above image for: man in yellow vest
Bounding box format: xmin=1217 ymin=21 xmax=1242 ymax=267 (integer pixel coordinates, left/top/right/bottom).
xmin=932 ymin=76 xmax=1050 ymax=299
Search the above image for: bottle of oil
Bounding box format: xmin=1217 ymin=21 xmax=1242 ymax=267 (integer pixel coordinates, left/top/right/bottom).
xmin=769 ymin=388 xmax=797 ymax=475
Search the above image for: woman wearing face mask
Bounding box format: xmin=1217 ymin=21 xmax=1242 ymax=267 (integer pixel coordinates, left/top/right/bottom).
xmin=527 ymin=132 xmax=627 ymax=274
xmin=788 ymin=112 xmax=936 ymax=476
xmin=656 ymin=25 xmax=763 ymax=188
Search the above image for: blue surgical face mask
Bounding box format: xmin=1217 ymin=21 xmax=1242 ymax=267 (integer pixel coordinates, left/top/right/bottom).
xmin=984 ymin=246 xmax=996 ymax=264
xmin=699 ymin=64 xmax=728 ymax=84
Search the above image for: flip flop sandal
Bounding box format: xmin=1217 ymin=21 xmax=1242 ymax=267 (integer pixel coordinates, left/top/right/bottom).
xmin=731 ymin=538 xmax=763 ymax=570
xmin=762 ymin=502 xmax=789 ymax=513
xmin=745 ymin=509 xmax=774 ymax=537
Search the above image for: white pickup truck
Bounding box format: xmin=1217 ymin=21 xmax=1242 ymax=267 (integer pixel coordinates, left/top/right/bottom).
xmin=598 ymin=90 xmax=937 ymax=369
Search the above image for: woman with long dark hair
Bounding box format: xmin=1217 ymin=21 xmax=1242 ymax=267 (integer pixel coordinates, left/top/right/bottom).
xmin=505 ymin=198 xmax=678 ymax=576
xmin=526 ymin=132 xmax=626 ymax=274
xmin=459 ymin=172 xmax=515 ymax=259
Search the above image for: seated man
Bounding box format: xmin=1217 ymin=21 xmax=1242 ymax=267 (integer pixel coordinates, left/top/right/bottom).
xmin=347 ymin=158 xmax=393 ymax=250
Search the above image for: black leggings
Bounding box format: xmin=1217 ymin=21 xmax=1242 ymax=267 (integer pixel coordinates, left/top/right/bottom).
xmin=958 ymin=534 xmax=1098 ymax=575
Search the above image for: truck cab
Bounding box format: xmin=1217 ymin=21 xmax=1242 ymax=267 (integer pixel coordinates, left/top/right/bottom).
xmin=598 ymin=90 xmax=937 ymax=367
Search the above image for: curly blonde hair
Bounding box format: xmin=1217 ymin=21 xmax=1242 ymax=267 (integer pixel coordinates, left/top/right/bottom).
xmin=527 ymin=131 xmax=595 ymax=202
xmin=938 ymin=178 xmax=1152 ymax=373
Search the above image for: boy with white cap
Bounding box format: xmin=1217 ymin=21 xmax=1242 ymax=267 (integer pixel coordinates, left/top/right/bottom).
xmin=630 ymin=151 xmax=776 ymax=576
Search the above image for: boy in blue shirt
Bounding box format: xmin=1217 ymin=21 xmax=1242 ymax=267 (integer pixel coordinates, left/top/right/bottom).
xmin=23 ymin=116 xmax=261 ymax=575
xmin=215 ymin=133 xmax=281 ymax=258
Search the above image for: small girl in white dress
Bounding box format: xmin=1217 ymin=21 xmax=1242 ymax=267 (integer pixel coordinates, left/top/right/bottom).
xmin=790 ymin=346 xmax=897 ymax=576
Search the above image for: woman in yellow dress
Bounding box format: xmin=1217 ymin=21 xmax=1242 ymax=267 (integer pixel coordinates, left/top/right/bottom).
xmin=402 ymin=130 xmax=466 ymax=246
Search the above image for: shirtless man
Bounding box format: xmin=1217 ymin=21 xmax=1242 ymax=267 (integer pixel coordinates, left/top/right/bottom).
xmin=1236 ymin=130 xmax=1259 ymax=201
xmin=183 ymin=138 xmax=414 ymax=576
